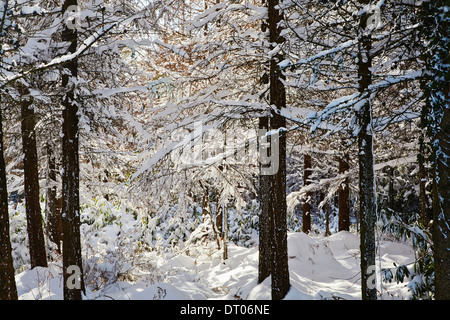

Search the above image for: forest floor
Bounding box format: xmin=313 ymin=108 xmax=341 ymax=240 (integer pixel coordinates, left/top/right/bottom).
xmin=15 ymin=231 xmax=415 ymax=300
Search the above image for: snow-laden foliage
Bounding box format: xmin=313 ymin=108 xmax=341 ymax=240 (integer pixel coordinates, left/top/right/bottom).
xmin=2 ymin=0 xmax=448 ymax=301
xmin=9 ymin=197 xmax=273 ymax=286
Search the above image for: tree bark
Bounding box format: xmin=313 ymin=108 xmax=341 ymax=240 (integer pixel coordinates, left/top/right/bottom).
xmin=258 ymin=116 xmax=271 ymax=283
xmin=302 ymin=154 xmax=312 ymax=233
xmin=387 ymin=166 xmax=394 ymax=213
xmin=325 ymin=200 xmax=331 ymax=236
xmin=0 ymin=104 xmax=18 ymax=300
xmin=61 ymin=0 xmax=84 ymax=300
xmin=45 ymin=141 xmax=62 ymax=253
xmin=418 ymin=151 xmax=429 ymax=226
xmin=357 ymin=1 xmax=377 ymax=300
xmin=433 ymin=97 xmax=450 ymax=300
xmin=216 ymin=201 xmax=223 ymax=236
xmin=338 ymin=156 xmax=350 ymax=231
xmin=222 ymin=203 xmax=228 ymax=260
xmin=19 ymin=84 xmax=47 ymax=269
xmin=431 ymin=32 xmax=450 ymax=300
xmin=420 ymin=0 xmax=450 ymax=300
xmin=267 ymin=0 xmax=290 ymax=300
xmin=418 ymin=105 xmax=431 ymax=227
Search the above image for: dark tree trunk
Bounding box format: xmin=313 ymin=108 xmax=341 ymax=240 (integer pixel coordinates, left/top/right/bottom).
xmin=338 ymin=156 xmax=350 ymax=231
xmin=267 ymin=0 xmax=290 ymax=300
xmin=61 ymin=0 xmax=84 ymax=300
xmin=222 ymin=204 xmax=228 ymax=260
xmin=325 ymin=201 xmax=331 ymax=236
xmin=19 ymin=85 xmax=47 ymax=269
xmin=357 ymin=2 xmax=377 ymax=300
xmin=258 ymin=0 xmax=271 ymax=285
xmin=206 ymin=191 xmax=222 ymax=251
xmin=433 ymin=99 xmax=450 ymax=300
xmin=302 ymin=154 xmax=312 ymax=233
xmin=216 ymin=201 xmax=223 ymax=236
xmin=258 ymin=116 xmax=271 ymax=284
xmin=418 ymin=107 xmax=430 ymax=227
xmin=357 ymin=90 xmax=377 ymax=301
xmin=418 ymin=154 xmax=429 ymax=226
xmin=420 ymin=0 xmax=450 ymax=300
xmin=387 ymin=166 xmax=394 ymax=215
xmin=0 ymin=105 xmax=18 ymax=300
xmin=45 ymin=141 xmax=62 ymax=253
xmin=431 ymin=35 xmax=450 ymax=300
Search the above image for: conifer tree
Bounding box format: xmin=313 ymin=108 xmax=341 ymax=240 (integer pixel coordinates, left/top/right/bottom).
xmin=61 ymin=0 xmax=85 ymax=300
xmin=0 ymin=103 xmax=18 ymax=300
xmin=420 ymin=0 xmax=450 ymax=300
xmin=356 ymin=0 xmax=377 ymax=300
xmin=267 ymin=0 xmax=290 ymax=300
xmin=19 ymin=83 xmax=47 ymax=268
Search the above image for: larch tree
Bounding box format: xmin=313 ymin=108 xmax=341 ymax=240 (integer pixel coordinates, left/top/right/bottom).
xmin=0 ymin=100 xmax=18 ymax=300
xmin=266 ymin=0 xmax=290 ymax=300
xmin=258 ymin=0 xmax=271 ymax=285
xmin=280 ymin=0 xmax=426 ymax=299
xmin=58 ymin=0 xmax=142 ymax=300
xmin=19 ymin=82 xmax=48 ymax=268
xmin=355 ymin=0 xmax=377 ymax=300
xmin=126 ymin=0 xmax=292 ymax=299
xmin=61 ymin=0 xmax=85 ymax=300
xmin=13 ymin=0 xmax=64 ymax=271
xmin=258 ymin=115 xmax=271 ymax=283
xmin=130 ymin=0 xmax=265 ymax=249
xmin=420 ymin=0 xmax=450 ymax=300
xmin=302 ymin=153 xmax=312 ymax=233
xmin=0 ymin=0 xmax=45 ymax=300
xmin=338 ymin=155 xmax=350 ymax=231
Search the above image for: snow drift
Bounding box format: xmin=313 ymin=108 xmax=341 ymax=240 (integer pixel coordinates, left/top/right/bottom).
xmin=15 ymin=231 xmax=415 ymax=300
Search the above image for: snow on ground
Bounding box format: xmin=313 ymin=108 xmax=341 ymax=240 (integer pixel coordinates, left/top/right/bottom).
xmin=15 ymin=231 xmax=415 ymax=300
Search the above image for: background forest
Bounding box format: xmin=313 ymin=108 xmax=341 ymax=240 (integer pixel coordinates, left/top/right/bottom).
xmin=0 ymin=0 xmax=448 ymax=301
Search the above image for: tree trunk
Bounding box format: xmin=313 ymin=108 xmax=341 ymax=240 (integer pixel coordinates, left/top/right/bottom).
xmin=258 ymin=0 xmax=272 ymax=285
xmin=357 ymin=2 xmax=377 ymax=300
xmin=222 ymin=203 xmax=228 ymax=260
xmin=267 ymin=0 xmax=290 ymax=300
xmin=216 ymin=201 xmax=223 ymax=237
xmin=431 ymin=28 xmax=450 ymax=300
xmin=61 ymin=0 xmax=84 ymax=300
xmin=19 ymin=84 xmax=47 ymax=269
xmin=206 ymin=193 xmax=221 ymax=251
xmin=302 ymin=154 xmax=312 ymax=233
xmin=387 ymin=166 xmax=394 ymax=212
xmin=418 ymin=151 xmax=429 ymax=227
xmin=0 ymin=105 xmax=18 ymax=300
xmin=325 ymin=201 xmax=331 ymax=236
xmin=45 ymin=141 xmax=62 ymax=253
xmin=433 ymin=96 xmax=450 ymax=300
xmin=418 ymin=109 xmax=430 ymax=227
xmin=338 ymin=156 xmax=350 ymax=231
xmin=258 ymin=116 xmax=272 ymax=283
xmin=420 ymin=0 xmax=450 ymax=300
